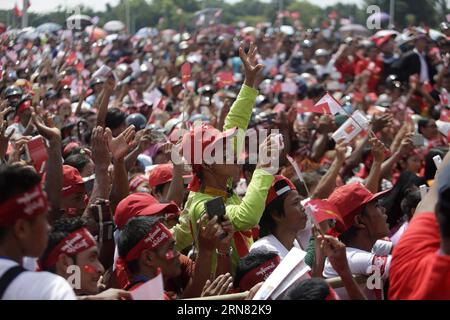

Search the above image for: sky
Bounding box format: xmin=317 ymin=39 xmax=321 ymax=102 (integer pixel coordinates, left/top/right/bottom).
xmin=0 ymin=0 xmax=365 ymax=13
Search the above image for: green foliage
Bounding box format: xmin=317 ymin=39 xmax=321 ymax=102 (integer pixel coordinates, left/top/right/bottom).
xmin=0 ymin=0 xmax=445 ymax=32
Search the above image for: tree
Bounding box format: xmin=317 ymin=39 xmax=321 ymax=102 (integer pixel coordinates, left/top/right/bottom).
xmin=365 ymin=0 xmax=439 ymax=28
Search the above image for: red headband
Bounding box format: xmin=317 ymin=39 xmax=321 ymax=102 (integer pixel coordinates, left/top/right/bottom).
xmin=129 ymin=175 xmax=147 ymax=192
xmin=40 ymin=228 xmax=96 ymax=269
xmin=125 ymin=222 xmax=173 ymax=262
xmin=0 ymin=185 xmax=48 ymax=227
xmin=238 ymin=256 xmax=281 ymax=292
xmin=115 ymin=222 xmax=173 ymax=289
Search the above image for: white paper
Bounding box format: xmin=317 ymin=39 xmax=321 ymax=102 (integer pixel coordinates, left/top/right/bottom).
xmin=143 ymin=88 xmax=162 ymax=106
xmin=436 ymin=120 xmax=450 ymax=137
xmin=253 ymin=247 xmax=308 ymax=300
xmin=332 ymin=110 xmax=370 ymax=143
xmin=271 ymin=260 xmax=311 ymax=300
xmin=130 ymin=272 xmax=164 ymax=300
xmin=92 ymin=65 xmax=112 ymax=79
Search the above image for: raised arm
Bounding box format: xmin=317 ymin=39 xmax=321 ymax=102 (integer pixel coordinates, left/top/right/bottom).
xmin=32 ymin=111 xmax=63 ymax=223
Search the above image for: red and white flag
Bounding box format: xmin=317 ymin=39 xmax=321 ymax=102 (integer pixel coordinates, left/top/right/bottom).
xmin=14 ymin=2 xmax=23 ymax=17
xmin=310 ymin=92 xmax=345 ymax=115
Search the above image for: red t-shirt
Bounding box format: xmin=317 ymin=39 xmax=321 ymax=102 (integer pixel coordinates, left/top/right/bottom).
xmin=389 ymin=212 xmax=450 ymax=300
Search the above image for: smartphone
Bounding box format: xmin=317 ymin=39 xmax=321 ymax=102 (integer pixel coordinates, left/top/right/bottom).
xmin=412 ymin=134 xmax=425 ymax=147
xmin=204 ymin=196 xmax=226 ymax=222
xmin=25 ymin=136 xmax=48 ymax=174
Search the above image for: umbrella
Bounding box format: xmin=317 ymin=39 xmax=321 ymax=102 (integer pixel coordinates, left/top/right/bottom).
xmin=161 ymin=29 xmax=177 ymax=42
xmin=66 ymin=14 xmax=92 ymax=30
xmin=36 ymin=22 xmax=62 ymax=34
xmin=135 ymin=27 xmax=158 ymax=38
xmin=85 ymin=26 xmax=107 ymax=40
xmin=18 ymin=27 xmax=39 ymax=41
xmin=104 ymin=20 xmax=125 ymax=33
xmin=373 ymin=29 xmax=399 ymax=39
xmin=429 ymin=29 xmax=447 ymax=41
xmin=105 ymin=33 xmax=119 ymax=43
xmin=339 ymin=24 xmax=369 ymax=35
xmin=241 ymin=26 xmax=256 ymax=34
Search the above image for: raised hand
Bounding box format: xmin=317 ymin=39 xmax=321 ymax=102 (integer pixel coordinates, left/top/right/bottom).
xmin=0 ymin=121 xmax=14 ymax=160
xmin=201 ymin=273 xmax=234 ymax=297
xmin=239 ymin=42 xmax=264 ymax=88
xmin=317 ymin=235 xmax=349 ymax=274
xmin=370 ymin=137 xmax=386 ymax=163
xmin=106 ymin=125 xmax=135 ymax=160
xmin=91 ymin=126 xmax=112 ymax=169
xmin=197 ymin=214 xmax=221 ymax=253
xmin=31 ymin=109 xmax=61 ymax=144
xmin=335 ymin=139 xmax=348 ymax=164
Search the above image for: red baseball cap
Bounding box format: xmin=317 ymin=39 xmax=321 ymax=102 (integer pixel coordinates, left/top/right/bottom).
xmin=114 ymin=193 xmax=180 ymax=229
xmin=181 ymin=123 xmax=238 ymax=169
xmin=62 ymin=165 xmax=86 ymax=197
xmin=375 ymin=34 xmax=395 ymax=48
xmin=63 ymin=142 xmax=81 ymax=158
xmin=327 ymin=183 xmax=390 ymax=233
xmin=148 ymin=163 xmax=193 ymax=187
xmin=266 ymin=175 xmax=297 ymax=206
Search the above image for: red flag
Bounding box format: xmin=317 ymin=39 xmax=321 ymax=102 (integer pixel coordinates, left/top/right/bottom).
xmin=304 ymin=92 xmax=345 ymax=114
xmin=297 ymin=99 xmax=314 ymax=113
xmin=14 ymin=2 xmax=23 ymax=17
xmin=217 ymin=71 xmax=234 ymax=89
xmin=181 ymin=62 xmax=191 ymax=85
xmin=290 ymin=12 xmax=300 ymax=20
xmin=305 ymin=199 xmax=344 ymax=225
xmin=328 ymin=10 xmax=338 ymax=20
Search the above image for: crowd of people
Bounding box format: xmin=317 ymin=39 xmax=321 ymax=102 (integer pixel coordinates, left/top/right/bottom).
xmin=1 ymin=16 xmax=450 ymax=300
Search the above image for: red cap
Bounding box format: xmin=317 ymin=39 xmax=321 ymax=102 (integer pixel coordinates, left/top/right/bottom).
xmin=327 ymin=183 xmax=390 ymax=233
xmin=114 ymin=193 xmax=180 ymax=229
xmin=63 ymin=142 xmax=81 ymax=157
xmin=148 ymin=164 xmax=173 ymax=187
xmin=266 ymin=175 xmax=297 ymax=206
xmin=62 ymin=165 xmax=86 ymax=197
xmin=375 ymin=34 xmax=395 ymax=48
xmin=181 ymin=123 xmax=238 ymax=169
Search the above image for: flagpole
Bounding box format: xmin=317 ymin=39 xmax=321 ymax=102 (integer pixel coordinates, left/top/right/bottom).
xmin=22 ymin=0 xmax=28 ymax=28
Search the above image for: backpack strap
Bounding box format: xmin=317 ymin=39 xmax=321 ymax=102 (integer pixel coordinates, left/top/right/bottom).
xmin=0 ymin=265 xmax=26 ymax=299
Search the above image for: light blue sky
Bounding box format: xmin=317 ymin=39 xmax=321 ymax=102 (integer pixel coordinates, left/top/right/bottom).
xmin=0 ymin=0 xmax=364 ymax=13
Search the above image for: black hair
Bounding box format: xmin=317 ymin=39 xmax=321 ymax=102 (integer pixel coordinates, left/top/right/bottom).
xmin=40 ymin=217 xmax=87 ymax=272
xmin=0 ymin=165 xmax=42 ymax=243
xmin=64 ymin=153 xmax=92 ymax=174
xmin=338 ymin=206 xmax=368 ymax=245
xmin=233 ymin=248 xmax=279 ymax=289
xmin=105 ymin=108 xmax=126 ymax=130
xmin=118 ymin=216 xmax=161 ymax=274
xmin=418 ymin=119 xmax=430 ymax=134
xmin=259 ymin=190 xmax=290 ymax=237
xmin=424 ymin=149 xmax=445 ymax=181
xmin=306 ymin=84 xmax=325 ymax=100
xmin=400 ymin=186 xmax=421 ymax=221
xmin=293 ymin=172 xmax=322 ymax=198
xmin=380 ymin=171 xmax=425 ymax=226
xmin=154 ymin=183 xmax=169 ymax=196
xmin=285 ymin=278 xmax=331 ymax=300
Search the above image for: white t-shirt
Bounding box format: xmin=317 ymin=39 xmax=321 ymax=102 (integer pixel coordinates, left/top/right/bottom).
xmin=390 ymin=221 xmax=409 ymax=246
xmin=0 ymin=258 xmax=76 ymax=300
xmin=323 ymin=247 xmax=391 ymax=300
xmin=250 ymin=234 xmax=303 ymax=260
